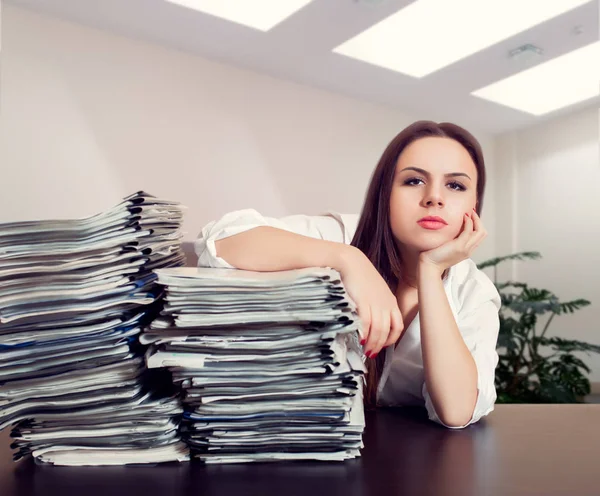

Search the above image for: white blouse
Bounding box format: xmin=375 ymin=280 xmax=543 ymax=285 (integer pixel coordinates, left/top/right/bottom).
xmin=195 ymin=209 xmax=502 ymax=429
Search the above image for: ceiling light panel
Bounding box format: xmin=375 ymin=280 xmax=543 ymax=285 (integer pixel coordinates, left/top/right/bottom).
xmin=333 ymin=0 xmax=592 ymax=77
xmin=472 ymin=40 xmax=600 ymax=115
xmin=165 ymin=0 xmax=314 ymax=31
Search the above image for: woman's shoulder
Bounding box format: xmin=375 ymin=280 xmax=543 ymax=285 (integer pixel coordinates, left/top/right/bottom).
xmin=198 ymin=209 xmax=360 ymax=246
xmin=449 ymin=258 xmax=501 ymax=312
xmin=325 ymin=212 xmax=360 ymax=244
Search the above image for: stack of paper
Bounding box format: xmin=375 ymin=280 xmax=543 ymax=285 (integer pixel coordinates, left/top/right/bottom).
xmin=144 ymin=266 xmax=366 ymax=464
xmin=0 ymin=191 xmax=189 ymax=465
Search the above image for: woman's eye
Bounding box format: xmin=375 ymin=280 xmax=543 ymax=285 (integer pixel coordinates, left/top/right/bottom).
xmin=403 ymin=177 xmax=465 ymax=192
xmin=448 ymin=181 xmax=466 ymax=191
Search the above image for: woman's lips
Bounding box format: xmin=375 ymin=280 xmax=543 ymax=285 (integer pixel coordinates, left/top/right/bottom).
xmin=417 ymin=220 xmax=447 ymax=230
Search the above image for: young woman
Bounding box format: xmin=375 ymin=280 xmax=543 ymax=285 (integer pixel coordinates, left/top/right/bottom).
xmin=195 ymin=121 xmax=501 ymax=429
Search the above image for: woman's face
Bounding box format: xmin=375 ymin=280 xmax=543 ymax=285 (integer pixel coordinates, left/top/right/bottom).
xmin=389 ymin=136 xmax=479 ymax=254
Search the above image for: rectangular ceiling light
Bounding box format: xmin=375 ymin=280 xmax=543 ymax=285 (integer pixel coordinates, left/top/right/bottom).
xmin=472 ymin=40 xmax=600 ymax=115
xmin=333 ymin=0 xmax=592 ymax=78
xmin=165 ymin=0 xmax=314 ymax=31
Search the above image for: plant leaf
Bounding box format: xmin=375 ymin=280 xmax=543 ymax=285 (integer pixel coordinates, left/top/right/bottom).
xmin=557 ymin=299 xmax=591 ymax=314
xmin=540 ymin=337 xmax=600 ymax=355
xmin=477 ymin=251 xmax=542 ymax=270
xmin=496 ymin=281 xmax=529 ymax=291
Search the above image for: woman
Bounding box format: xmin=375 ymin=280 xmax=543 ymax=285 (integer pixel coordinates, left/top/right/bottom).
xmin=195 ymin=121 xmax=501 ymax=429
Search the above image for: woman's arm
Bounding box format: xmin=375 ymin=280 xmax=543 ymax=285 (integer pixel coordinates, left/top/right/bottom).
xmin=195 ymin=209 xmax=356 ymax=269
xmin=217 ymin=226 xmax=404 ymax=355
xmin=216 ymin=226 xmax=354 ymax=273
xmin=417 ymin=260 xmax=478 ymax=428
xmin=197 ymin=209 xmax=404 ymax=355
xmin=415 ymin=210 xmax=497 ymax=428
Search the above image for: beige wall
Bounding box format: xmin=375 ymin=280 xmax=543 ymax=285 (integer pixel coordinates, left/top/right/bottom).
xmin=494 ymin=107 xmax=600 ymax=381
xmin=0 ymin=5 xmax=497 ymax=266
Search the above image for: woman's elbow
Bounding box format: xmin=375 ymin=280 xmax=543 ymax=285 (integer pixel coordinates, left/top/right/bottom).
xmin=437 ymin=406 xmax=475 ymax=429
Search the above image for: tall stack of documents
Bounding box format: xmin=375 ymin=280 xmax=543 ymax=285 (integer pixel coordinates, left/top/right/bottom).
xmin=144 ymin=267 xmax=366 ymax=464
xmin=0 ymin=192 xmax=189 ymax=465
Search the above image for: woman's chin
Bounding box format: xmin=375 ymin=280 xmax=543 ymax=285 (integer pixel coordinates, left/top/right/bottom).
xmin=413 ymin=236 xmax=450 ymax=252
xmin=395 ymin=231 xmax=453 ymax=252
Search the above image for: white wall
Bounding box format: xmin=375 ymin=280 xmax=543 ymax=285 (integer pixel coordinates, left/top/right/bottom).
xmin=495 ymin=107 xmax=600 ymax=382
xmin=0 ymin=5 xmax=497 ymax=265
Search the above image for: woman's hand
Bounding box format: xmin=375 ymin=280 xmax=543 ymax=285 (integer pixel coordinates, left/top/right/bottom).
xmin=419 ymin=209 xmax=487 ymax=273
xmin=337 ymin=246 xmax=404 ymax=358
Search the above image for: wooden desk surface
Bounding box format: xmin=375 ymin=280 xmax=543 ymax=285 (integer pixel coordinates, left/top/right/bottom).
xmin=1 ymin=404 xmax=599 ymax=496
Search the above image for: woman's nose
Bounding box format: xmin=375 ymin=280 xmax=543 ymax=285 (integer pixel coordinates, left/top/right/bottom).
xmin=423 ymin=192 xmax=444 ymax=207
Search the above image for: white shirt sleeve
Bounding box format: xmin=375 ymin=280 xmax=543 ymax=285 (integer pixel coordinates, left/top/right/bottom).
xmin=194 ymin=209 xmax=359 ymax=269
xmin=422 ymin=274 xmax=501 ymax=429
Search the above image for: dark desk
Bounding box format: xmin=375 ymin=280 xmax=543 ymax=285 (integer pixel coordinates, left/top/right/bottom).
xmin=1 ymin=405 xmax=599 ymax=496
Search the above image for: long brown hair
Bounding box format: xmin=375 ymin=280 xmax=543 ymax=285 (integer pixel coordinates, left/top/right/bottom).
xmin=350 ymin=121 xmax=487 ymax=409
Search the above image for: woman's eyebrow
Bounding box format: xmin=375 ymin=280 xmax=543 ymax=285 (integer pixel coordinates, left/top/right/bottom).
xmin=399 ymin=166 xmax=471 ymax=181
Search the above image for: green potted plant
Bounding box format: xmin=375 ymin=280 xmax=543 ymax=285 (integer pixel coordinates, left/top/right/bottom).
xmin=477 ymin=252 xmax=600 ymax=403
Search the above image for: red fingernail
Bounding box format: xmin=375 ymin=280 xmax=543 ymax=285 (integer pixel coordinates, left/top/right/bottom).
xmin=360 ymin=339 xmax=366 ymax=346
xmin=371 ymin=352 xmax=378 ymax=359
xmin=365 ymin=351 xmax=371 ymax=358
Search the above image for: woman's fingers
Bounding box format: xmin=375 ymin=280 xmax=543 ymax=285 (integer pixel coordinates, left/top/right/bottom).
xmin=466 ymin=210 xmax=487 ymax=252
xmin=384 ymin=307 xmax=404 ymax=348
xmin=372 ymin=311 xmax=390 ymax=356
xmin=458 ymin=212 xmax=474 ymax=240
xmin=471 ymin=209 xmax=481 ymax=231
xmin=365 ymin=305 xmax=404 ymax=357
xmin=471 ymin=210 xmax=487 ymax=236
xmin=358 ymin=304 xmax=371 ymax=346
xmin=365 ymin=308 xmax=381 ymax=357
